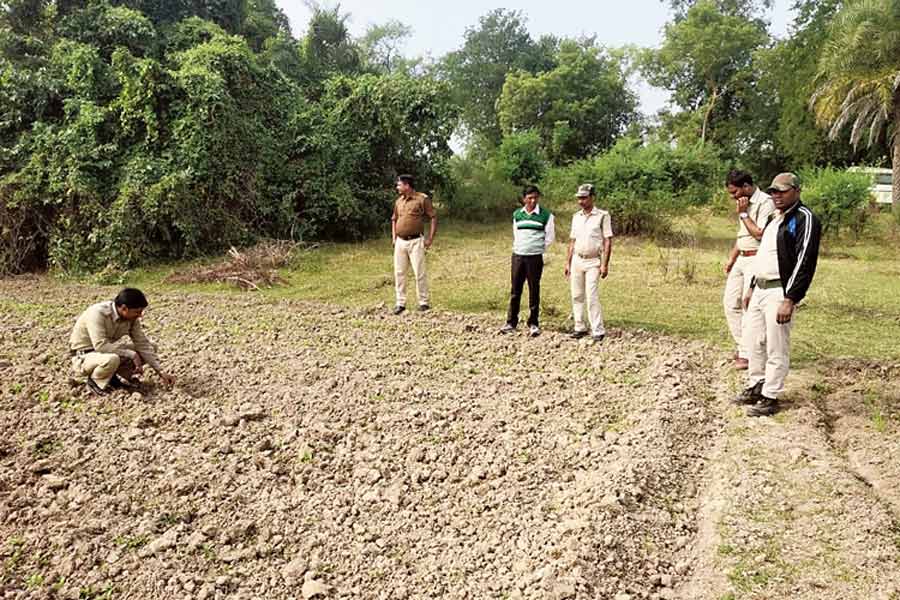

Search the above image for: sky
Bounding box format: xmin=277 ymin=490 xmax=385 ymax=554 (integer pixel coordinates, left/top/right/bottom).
xmin=275 ymin=0 xmax=797 ymax=116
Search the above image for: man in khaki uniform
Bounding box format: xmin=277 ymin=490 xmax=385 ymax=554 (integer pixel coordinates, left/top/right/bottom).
xmin=69 ymin=288 xmax=175 ymax=395
xmin=565 ymin=184 xmax=613 ymax=342
xmin=391 ymin=174 xmax=437 ymax=314
xmin=723 ymin=170 xmax=775 ymax=370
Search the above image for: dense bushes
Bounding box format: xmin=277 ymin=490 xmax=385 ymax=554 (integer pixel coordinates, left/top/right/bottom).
xmin=0 ymin=2 xmax=457 ymax=274
xmin=542 ymin=138 xmax=724 ymax=234
xmin=800 ymin=168 xmax=873 ymax=237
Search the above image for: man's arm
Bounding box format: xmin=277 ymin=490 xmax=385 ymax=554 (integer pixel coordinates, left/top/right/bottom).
xmin=544 ymin=214 xmax=556 ymax=249
xmin=725 ymin=243 xmax=740 ymax=274
xmin=85 ymin=311 xmax=137 ymax=361
xmin=600 ymin=236 xmax=612 ymax=278
xmin=130 ymin=319 xmax=175 ymax=385
xmin=423 ymin=196 xmax=437 ymax=249
xmin=738 ymin=196 xmax=766 ymax=240
xmin=391 ymin=203 xmax=398 ymax=244
xmin=564 ymin=239 xmax=575 ymax=278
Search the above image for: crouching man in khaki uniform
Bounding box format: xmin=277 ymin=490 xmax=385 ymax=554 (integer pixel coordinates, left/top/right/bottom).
xmin=69 ymin=288 xmax=176 ymax=395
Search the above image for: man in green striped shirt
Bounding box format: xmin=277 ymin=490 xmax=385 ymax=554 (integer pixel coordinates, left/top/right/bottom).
xmin=499 ymin=185 xmax=556 ymax=337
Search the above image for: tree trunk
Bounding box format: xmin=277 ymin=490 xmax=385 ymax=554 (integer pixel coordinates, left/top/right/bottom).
xmin=893 ymin=96 xmax=900 ymax=221
xmin=701 ymin=85 xmax=719 ymax=146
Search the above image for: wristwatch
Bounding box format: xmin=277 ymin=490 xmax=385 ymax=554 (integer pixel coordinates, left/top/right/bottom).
xmin=738 ymin=212 xmax=749 ymax=219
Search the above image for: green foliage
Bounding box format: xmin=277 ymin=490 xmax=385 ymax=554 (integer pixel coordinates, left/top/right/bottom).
xmin=442 ymin=155 xmax=520 ymax=221
xmin=0 ymin=2 xmax=457 ymax=274
xmin=499 ymin=40 xmax=638 ymax=164
xmin=642 ymin=0 xmax=769 ymax=160
xmin=492 ymin=130 xmax=547 ymax=185
xmin=800 ymin=167 xmax=874 ymax=237
xmin=810 ymin=0 xmax=900 ymax=218
xmin=440 ymin=9 xmax=557 ymax=147
xmin=542 ymin=138 xmax=724 ymax=234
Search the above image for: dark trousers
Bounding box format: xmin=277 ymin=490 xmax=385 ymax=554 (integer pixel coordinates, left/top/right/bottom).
xmin=506 ymin=253 xmax=543 ymax=328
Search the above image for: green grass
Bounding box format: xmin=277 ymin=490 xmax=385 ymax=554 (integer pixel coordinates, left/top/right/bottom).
xmin=116 ymin=211 xmax=900 ymax=364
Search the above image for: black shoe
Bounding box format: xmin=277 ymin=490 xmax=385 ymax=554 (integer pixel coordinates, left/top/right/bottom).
xmin=86 ymin=378 xmax=110 ymax=396
xmin=733 ymin=380 xmax=764 ymax=405
xmin=392 ymin=305 xmax=406 ymax=315
xmin=570 ymin=330 xmax=588 ymax=340
xmin=592 ymin=334 xmax=605 ymax=343
xmin=747 ymin=396 xmax=778 ymax=417
xmin=109 ymin=374 xmax=139 ymax=391
xmin=418 ymin=304 xmax=430 ymax=312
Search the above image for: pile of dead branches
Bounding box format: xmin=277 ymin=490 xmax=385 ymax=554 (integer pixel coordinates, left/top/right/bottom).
xmin=165 ymin=240 xmax=302 ymax=290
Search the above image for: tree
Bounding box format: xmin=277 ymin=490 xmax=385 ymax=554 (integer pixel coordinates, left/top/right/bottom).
xmin=810 ymin=0 xmax=900 ymax=217
xmin=358 ymin=20 xmax=415 ymax=74
xmin=643 ymin=0 xmax=769 ymax=147
xmin=663 ymin=0 xmax=773 ymax=19
xmin=498 ymin=40 xmax=637 ymax=163
xmin=440 ymin=9 xmax=556 ymax=148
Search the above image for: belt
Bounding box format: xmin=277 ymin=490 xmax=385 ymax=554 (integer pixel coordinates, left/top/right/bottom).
xmin=739 ymin=250 xmax=757 ymax=257
xmin=70 ymin=348 xmax=93 ymax=357
xmin=756 ymin=278 xmax=782 ymax=290
xmin=576 ymin=252 xmax=600 ymax=260
xmin=397 ymin=234 xmax=422 ymax=241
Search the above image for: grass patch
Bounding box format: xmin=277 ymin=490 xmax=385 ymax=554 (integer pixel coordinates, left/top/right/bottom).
xmin=101 ymin=212 xmax=900 ymax=364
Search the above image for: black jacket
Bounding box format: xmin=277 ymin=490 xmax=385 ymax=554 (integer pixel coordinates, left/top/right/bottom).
xmin=755 ymin=200 xmax=822 ymax=303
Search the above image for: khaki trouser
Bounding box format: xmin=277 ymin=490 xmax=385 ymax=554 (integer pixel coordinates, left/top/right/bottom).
xmin=71 ymin=343 xmax=139 ymax=389
xmin=570 ymin=255 xmax=605 ymax=337
xmin=394 ymin=236 xmax=428 ymax=307
xmin=746 ymin=286 xmax=794 ymax=399
xmin=723 ymin=254 xmax=755 ymax=358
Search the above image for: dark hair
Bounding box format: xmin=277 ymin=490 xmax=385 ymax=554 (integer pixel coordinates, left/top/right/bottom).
xmin=726 ymin=170 xmax=754 ymax=187
xmin=397 ymin=174 xmax=415 ymax=188
xmin=114 ymin=288 xmax=148 ymax=309
xmin=522 ymin=184 xmax=541 ymax=197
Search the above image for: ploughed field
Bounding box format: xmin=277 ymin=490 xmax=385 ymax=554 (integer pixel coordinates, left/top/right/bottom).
xmin=1 ymin=277 xmax=899 ymax=600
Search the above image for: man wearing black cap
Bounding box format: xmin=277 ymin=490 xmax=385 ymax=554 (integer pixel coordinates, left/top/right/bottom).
xmin=736 ymin=173 xmax=821 ymax=416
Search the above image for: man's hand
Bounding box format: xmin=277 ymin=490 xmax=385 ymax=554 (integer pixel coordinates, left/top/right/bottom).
xmin=564 ymin=264 xmax=571 ymax=279
xmin=600 ymin=264 xmax=609 ymax=279
xmin=776 ymin=298 xmax=795 ymax=324
xmin=742 ymin=290 xmax=753 ymax=310
xmin=159 ymin=373 xmax=176 ymax=387
xmin=132 ymin=353 xmax=144 ymax=374
xmin=736 ymin=196 xmax=750 ymax=213
xmin=424 ymin=237 xmax=433 ymax=249
xmin=724 ymin=259 xmax=735 ymax=274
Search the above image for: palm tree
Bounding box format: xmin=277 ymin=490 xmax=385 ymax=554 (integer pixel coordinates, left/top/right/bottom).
xmin=810 ymin=0 xmax=900 ymax=217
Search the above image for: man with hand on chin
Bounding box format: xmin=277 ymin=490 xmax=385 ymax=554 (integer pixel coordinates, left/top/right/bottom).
xmin=736 ymin=173 xmax=821 ymax=417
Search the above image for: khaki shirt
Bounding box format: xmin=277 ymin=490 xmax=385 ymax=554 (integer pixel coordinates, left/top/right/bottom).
xmin=754 ymin=213 xmax=782 ymax=281
xmin=393 ymin=192 xmax=435 ymax=238
xmin=737 ymin=188 xmax=775 ymax=252
xmin=69 ymin=301 xmax=162 ymax=372
xmin=570 ymin=207 xmax=613 ymax=258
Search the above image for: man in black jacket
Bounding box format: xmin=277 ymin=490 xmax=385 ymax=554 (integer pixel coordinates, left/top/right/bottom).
xmin=736 ymin=172 xmax=822 ymax=416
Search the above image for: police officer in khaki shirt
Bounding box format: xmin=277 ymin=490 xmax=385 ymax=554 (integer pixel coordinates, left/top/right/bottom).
xmin=723 ymin=170 xmax=775 ymax=370
xmin=391 ymin=174 xmax=437 ymax=314
xmin=69 ymin=288 xmax=175 ymax=395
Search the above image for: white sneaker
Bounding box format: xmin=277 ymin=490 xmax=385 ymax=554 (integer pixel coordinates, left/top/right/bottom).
xmin=529 ymin=325 xmax=541 ymax=337
xmin=499 ymin=323 xmax=516 ymax=334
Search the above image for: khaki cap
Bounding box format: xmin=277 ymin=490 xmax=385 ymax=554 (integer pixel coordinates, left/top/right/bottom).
xmin=575 ymin=183 xmax=596 ymax=197
xmin=767 ymin=172 xmax=800 ymax=193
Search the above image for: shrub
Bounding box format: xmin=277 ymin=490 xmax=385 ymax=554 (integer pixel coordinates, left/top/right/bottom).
xmin=441 ymin=155 xmax=520 ymax=221
xmin=799 ymin=167 xmax=873 ymax=238
xmin=492 ymin=130 xmax=548 ymax=185
xmin=542 ymin=138 xmax=724 ymax=235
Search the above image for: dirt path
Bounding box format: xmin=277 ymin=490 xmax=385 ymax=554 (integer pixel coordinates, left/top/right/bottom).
xmin=1 ymin=278 xmax=898 ymax=599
